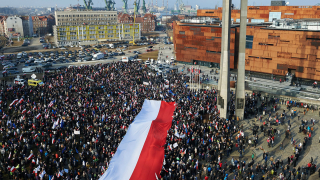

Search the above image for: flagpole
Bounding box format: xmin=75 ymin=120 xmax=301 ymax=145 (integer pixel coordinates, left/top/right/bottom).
xmin=198 ymin=65 xmax=200 ymax=92
xmin=190 ymin=66 xmax=192 ymax=92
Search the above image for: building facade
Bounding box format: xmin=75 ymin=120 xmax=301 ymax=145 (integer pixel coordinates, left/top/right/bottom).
xmin=173 ymin=20 xmax=237 ymax=69
xmin=3 ymin=16 xmax=24 ymax=37
xmin=117 ymin=13 xmax=133 ymax=23
xmin=118 ymin=13 xmax=157 ymax=32
xmin=137 ymin=14 xmax=157 ymax=32
xmin=55 ymin=10 xmax=117 ymax=26
xmin=173 ymin=17 xmax=320 ymax=81
xmin=21 ymin=15 xmax=33 ymax=37
xmin=245 ymin=21 xmax=320 ymax=81
xmin=197 ymin=6 xmax=320 ymax=23
xmin=53 ymin=23 xmax=140 ymax=46
xmin=32 ymin=15 xmax=55 ymax=36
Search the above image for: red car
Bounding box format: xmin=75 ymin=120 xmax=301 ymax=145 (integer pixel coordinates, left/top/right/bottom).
xmin=146 ymin=48 xmax=153 ymax=52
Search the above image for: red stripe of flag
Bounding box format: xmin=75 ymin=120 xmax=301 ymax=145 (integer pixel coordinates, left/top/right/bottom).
xmin=129 ymin=101 xmax=175 ymax=180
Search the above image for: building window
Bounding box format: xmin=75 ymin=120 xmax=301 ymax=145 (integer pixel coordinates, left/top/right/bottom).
xmin=89 ymin=26 xmax=95 ymax=30
xmin=246 ymin=35 xmax=253 ymax=49
xmin=179 ymin=31 xmax=185 ymax=35
xmin=90 ymin=35 xmax=96 ymax=39
xmin=99 ymin=35 xmax=105 ymax=38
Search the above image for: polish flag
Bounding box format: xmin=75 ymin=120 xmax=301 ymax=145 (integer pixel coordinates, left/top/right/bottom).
xmin=168 ymin=144 xmax=172 ymax=151
xmin=49 ymin=84 xmax=52 ymax=88
xmin=27 ymin=110 xmax=31 ymax=114
xmin=20 ymin=135 xmax=23 ymax=141
xmin=211 ymin=136 xmax=213 ymax=142
xmin=2 ymin=114 xmax=6 ymax=119
xmin=36 ymin=113 xmax=41 ymax=119
xmin=175 ymin=125 xmax=178 ymax=130
xmin=48 ymin=101 xmax=54 ymax=108
xmin=10 ymin=166 xmax=16 ymax=173
xmin=8 ymin=152 xmax=11 ymax=159
xmin=52 ymin=139 xmax=55 ymax=144
xmin=188 ymin=111 xmax=192 ymax=115
xmin=22 ymin=109 xmax=26 ymax=114
xmin=87 ymin=125 xmax=93 ymax=130
xmin=99 ymin=100 xmax=175 ymax=180
xmin=0 ymin=100 xmax=2 ymax=104
xmin=33 ymin=134 xmax=38 ymax=139
xmin=27 ymin=153 xmax=34 ymax=160
xmin=18 ymin=98 xmax=24 ymax=104
xmin=65 ymin=97 xmax=69 ymax=101
xmin=33 ymin=165 xmax=40 ymax=174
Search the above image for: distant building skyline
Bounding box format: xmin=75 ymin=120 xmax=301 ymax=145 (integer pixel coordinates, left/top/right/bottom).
xmin=1 ymin=0 xmax=319 ymax=10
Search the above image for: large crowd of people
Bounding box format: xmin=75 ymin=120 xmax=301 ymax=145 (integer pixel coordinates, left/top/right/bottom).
xmin=0 ymin=61 xmax=318 ymax=180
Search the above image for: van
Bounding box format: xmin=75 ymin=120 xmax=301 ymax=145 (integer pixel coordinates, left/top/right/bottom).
xmin=28 ymin=79 xmax=44 ymax=86
xmin=22 ymin=67 xmax=36 ymax=73
xmin=122 ymin=56 xmax=129 ymax=62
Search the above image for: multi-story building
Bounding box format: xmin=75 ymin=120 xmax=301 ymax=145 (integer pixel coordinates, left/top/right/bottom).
xmin=118 ymin=13 xmax=133 ymax=23
xmin=173 ymin=15 xmax=320 ymax=81
xmin=55 ymin=10 xmax=117 ymax=26
xmin=21 ymin=15 xmax=33 ymax=37
xmin=32 ymin=15 xmax=55 ymax=36
xmin=118 ymin=13 xmax=156 ymax=32
xmin=136 ymin=14 xmax=156 ymax=32
xmin=53 ymin=23 xmax=140 ymax=46
xmin=2 ymin=16 xmax=24 ymax=37
xmin=197 ymin=6 xmax=320 ymax=23
xmin=173 ymin=17 xmax=236 ymax=69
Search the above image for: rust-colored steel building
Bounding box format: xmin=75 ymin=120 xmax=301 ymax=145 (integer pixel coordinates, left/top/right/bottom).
xmin=173 ymin=20 xmax=320 ymax=81
xmin=173 ymin=21 xmax=237 ymax=69
xmin=197 ymin=6 xmax=320 ymax=22
xmin=245 ymin=25 xmax=320 ymax=81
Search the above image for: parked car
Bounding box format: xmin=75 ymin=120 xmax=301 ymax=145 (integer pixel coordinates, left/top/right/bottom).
xmin=42 ymin=63 xmax=52 ymax=68
xmin=7 ymin=70 xmax=19 ymax=74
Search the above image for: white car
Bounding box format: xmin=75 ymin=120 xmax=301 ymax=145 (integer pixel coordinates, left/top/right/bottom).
xmin=145 ymin=61 xmax=150 ymax=65
xmin=34 ymin=59 xmax=44 ymax=63
xmin=60 ymin=47 xmax=66 ymax=50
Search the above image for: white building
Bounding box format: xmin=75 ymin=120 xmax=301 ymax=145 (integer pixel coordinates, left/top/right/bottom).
xmin=196 ymin=5 xmax=200 ymax=10
xmin=4 ymin=16 xmax=24 ymax=37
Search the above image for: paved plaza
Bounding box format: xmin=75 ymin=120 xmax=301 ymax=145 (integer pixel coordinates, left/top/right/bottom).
xmin=156 ymin=45 xmax=320 ymax=179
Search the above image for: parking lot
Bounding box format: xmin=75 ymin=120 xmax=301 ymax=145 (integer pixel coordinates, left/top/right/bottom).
xmin=0 ymin=42 xmax=175 ymax=84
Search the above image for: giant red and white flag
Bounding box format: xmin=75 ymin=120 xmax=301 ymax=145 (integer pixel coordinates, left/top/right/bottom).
xmin=99 ymin=100 xmax=175 ymax=180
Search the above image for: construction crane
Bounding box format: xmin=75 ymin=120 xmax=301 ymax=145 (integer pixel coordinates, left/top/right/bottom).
xmin=142 ymin=0 xmax=146 ymax=13
xmin=176 ymin=0 xmax=184 ymax=12
xmin=122 ymin=0 xmax=128 ymax=13
xmin=134 ymin=0 xmax=140 ymax=14
xmin=105 ymin=0 xmax=116 ymax=10
xmin=83 ymin=0 xmax=93 ymax=9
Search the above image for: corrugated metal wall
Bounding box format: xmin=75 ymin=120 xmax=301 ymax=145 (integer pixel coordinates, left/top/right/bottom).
xmin=197 ymin=6 xmax=320 ymax=22
xmin=173 ymin=22 xmax=236 ymax=69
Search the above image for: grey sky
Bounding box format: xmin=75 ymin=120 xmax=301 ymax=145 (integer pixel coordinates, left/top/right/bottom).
xmin=1 ymin=0 xmax=319 ymax=9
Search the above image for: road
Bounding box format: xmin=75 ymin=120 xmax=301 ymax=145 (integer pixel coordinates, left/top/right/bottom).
xmin=2 ymin=37 xmax=43 ymax=54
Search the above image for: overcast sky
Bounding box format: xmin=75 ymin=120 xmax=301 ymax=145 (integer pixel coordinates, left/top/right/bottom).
xmin=1 ymin=0 xmax=319 ymax=9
